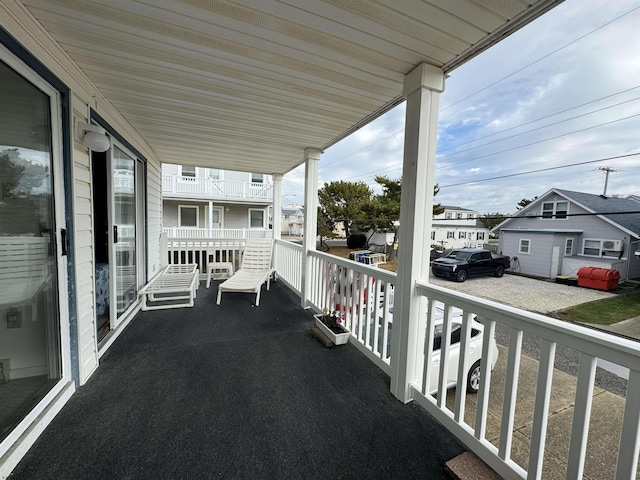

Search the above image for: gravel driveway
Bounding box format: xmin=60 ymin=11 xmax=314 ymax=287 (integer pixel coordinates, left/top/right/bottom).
xmin=427 ymin=272 xmax=615 ymax=314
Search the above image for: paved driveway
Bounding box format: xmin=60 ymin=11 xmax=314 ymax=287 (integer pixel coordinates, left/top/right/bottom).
xmin=427 ymin=272 xmax=615 ymax=314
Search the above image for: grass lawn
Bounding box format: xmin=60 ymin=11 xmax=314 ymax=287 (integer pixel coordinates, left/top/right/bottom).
xmin=556 ymin=292 xmax=640 ymax=326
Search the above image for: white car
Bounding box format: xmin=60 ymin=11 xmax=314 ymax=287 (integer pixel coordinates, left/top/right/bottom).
xmin=428 ymin=304 xmax=499 ymax=395
xmin=377 ymin=300 xmax=499 ymax=395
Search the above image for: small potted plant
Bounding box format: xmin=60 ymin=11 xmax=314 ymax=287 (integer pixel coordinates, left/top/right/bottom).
xmin=314 ymin=307 xmax=350 ymax=345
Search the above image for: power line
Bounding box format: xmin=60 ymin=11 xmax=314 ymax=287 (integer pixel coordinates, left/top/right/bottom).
xmin=437 ymin=85 xmax=640 ymax=154
xmin=437 ymin=95 xmax=640 ymax=162
xmin=437 ymin=112 xmax=640 ymax=171
xmin=440 ymin=4 xmax=640 ymax=112
xmin=439 ymin=153 xmax=640 ymax=189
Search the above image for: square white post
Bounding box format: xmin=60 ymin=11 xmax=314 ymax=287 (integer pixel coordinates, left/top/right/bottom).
xmin=301 ymin=148 xmax=321 ymax=308
xmin=272 ymin=173 xmax=283 ymax=240
xmin=390 ymin=63 xmax=444 ymax=403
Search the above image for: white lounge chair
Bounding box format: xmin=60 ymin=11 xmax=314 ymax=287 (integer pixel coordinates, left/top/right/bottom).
xmin=216 ymin=238 xmax=274 ymax=306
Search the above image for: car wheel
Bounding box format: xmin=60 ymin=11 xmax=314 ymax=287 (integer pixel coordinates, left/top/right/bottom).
xmin=467 ymin=360 xmax=481 ymax=393
xmin=495 ymin=266 xmax=505 ymax=277
xmin=455 ymin=269 xmax=468 ymax=282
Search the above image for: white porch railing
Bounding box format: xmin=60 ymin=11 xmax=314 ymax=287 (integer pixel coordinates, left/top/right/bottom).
xmin=164 ymin=237 xmax=246 ymax=279
xmin=162 ymin=174 xmax=273 ymax=202
xmin=273 ymin=239 xmax=303 ymax=295
xmin=160 ymin=238 xmax=640 ymax=479
xmin=162 ymin=227 xmax=273 ymax=239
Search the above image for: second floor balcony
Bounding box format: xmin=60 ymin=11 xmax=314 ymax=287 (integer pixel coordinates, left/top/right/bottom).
xmin=162 ymin=174 xmax=273 ymax=203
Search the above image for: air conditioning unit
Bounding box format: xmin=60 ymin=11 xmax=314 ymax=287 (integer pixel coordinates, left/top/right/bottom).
xmin=602 ymin=239 xmax=623 ymax=251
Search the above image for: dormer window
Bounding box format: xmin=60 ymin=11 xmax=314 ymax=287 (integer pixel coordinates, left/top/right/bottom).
xmin=542 ymin=201 xmax=568 ymax=219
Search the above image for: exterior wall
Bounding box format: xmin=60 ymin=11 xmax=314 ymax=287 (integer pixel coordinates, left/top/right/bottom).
xmin=500 ymin=232 xmax=555 ymax=278
xmin=499 ymin=194 xmax=635 ymax=279
xmin=162 ymin=200 xmax=268 ymax=231
xmin=431 ymin=224 xmax=489 ymax=250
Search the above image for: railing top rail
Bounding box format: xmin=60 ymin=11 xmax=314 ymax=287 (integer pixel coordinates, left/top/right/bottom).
xmin=274 ymin=239 xmax=303 ymax=251
xmin=416 ymin=279 xmax=640 ymax=368
xmin=309 ymin=249 xmax=397 ymax=285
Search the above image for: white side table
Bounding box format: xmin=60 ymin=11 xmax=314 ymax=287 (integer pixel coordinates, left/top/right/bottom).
xmin=206 ymin=262 xmax=235 ymax=288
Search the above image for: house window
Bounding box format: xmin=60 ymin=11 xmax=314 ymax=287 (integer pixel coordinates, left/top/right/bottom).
xmin=445 ymin=212 xmax=452 ymax=219
xmin=583 ymin=239 xmax=602 ymax=256
xmin=542 ymin=201 xmax=568 ymax=219
xmin=179 ymin=205 xmax=199 ymax=227
xmin=565 ymin=238 xmax=573 ymax=256
xmin=181 ymin=165 xmax=196 ymax=178
xmin=477 ymin=232 xmax=485 ymax=241
xmin=519 ymin=239 xmax=531 ymax=254
xmin=249 ymin=209 xmax=265 ymax=228
xmin=431 ymin=231 xmax=435 ymax=240
xmin=459 ymin=232 xmax=466 ymax=239
xmin=456 ymin=213 xmax=462 ymax=219
xmin=251 ymin=173 xmax=264 ymax=183
xmin=447 ymin=231 xmax=455 ymax=239
xmin=208 ymin=168 xmax=221 ymax=180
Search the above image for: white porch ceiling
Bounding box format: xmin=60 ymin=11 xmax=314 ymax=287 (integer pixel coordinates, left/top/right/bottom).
xmin=22 ymin=0 xmax=563 ymax=174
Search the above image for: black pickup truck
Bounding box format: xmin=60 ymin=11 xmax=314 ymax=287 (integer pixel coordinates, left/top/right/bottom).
xmin=431 ymin=248 xmax=511 ymax=282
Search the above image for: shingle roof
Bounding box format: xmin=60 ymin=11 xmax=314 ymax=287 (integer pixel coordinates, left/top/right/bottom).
xmin=555 ymin=189 xmax=640 ymax=236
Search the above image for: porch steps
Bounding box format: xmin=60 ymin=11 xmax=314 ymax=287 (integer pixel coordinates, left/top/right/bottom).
xmin=444 ymin=452 xmax=501 ymax=480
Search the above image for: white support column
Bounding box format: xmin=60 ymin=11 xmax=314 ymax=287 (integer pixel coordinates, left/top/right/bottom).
xmin=208 ymin=201 xmax=213 ymax=236
xmin=272 ymin=173 xmax=283 ymax=240
xmin=390 ymin=63 xmax=445 ymax=403
xmin=301 ymin=148 xmax=321 ymax=308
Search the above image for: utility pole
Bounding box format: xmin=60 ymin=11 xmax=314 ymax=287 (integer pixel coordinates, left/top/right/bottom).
xmin=599 ymin=167 xmax=617 ymax=196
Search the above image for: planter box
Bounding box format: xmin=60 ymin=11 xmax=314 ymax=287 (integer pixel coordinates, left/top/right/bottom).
xmin=314 ymin=314 xmax=350 ymax=345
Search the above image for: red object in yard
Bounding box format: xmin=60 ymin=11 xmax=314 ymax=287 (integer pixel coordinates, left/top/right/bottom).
xmin=576 ymin=267 xmax=620 ymax=291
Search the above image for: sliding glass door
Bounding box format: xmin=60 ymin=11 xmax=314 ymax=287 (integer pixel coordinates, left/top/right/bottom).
xmin=111 ymin=144 xmax=138 ymax=324
xmin=0 ymin=50 xmax=66 ymax=443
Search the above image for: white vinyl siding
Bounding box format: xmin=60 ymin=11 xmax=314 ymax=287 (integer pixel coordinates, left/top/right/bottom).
xmin=519 ymin=239 xmax=531 ymax=254
xmin=147 ymin=161 xmax=163 ymax=278
xmin=73 ymin=129 xmax=99 ymax=384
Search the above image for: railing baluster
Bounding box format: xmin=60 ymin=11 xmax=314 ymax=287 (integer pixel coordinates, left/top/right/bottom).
xmin=615 ymin=369 xmax=640 ymax=480
xmin=437 ymin=304 xmax=453 ymax=409
xmin=527 ymin=339 xmax=556 ymax=479
xmin=422 ymin=300 xmax=437 ymax=396
xmin=454 ymin=310 xmax=474 ymax=423
xmin=498 ymin=327 xmax=523 ymax=462
xmin=474 ymin=319 xmax=496 ymax=441
xmin=566 ymin=352 xmax=596 ymax=479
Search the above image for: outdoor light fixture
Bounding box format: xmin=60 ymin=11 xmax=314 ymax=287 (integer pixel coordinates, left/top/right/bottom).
xmin=78 ymin=121 xmax=111 ymax=152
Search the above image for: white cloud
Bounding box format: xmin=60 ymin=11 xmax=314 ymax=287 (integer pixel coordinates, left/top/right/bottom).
xmin=282 ymin=0 xmax=640 ymax=213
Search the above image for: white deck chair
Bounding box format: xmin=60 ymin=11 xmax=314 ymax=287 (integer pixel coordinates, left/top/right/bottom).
xmin=216 ymin=238 xmax=274 ymax=306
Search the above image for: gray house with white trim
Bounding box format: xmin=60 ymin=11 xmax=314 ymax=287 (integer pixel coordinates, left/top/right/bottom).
xmin=493 ymin=189 xmax=640 ymax=281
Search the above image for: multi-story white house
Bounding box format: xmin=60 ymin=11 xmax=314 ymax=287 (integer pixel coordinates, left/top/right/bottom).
xmin=281 ymin=205 xmax=304 ymax=236
xmin=162 ymin=163 xmax=273 ymax=238
xmin=431 ymin=206 xmax=490 ymax=250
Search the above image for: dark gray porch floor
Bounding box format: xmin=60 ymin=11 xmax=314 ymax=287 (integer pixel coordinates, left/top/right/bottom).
xmin=9 ymin=281 xmax=465 ymax=479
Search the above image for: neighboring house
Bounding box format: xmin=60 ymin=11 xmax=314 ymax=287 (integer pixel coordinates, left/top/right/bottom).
xmin=281 ymin=205 xmax=304 ymax=236
xmin=162 ymin=163 xmax=273 ymax=238
xmin=431 ymin=206 xmax=490 ymax=250
xmin=493 ymin=188 xmax=640 ymax=280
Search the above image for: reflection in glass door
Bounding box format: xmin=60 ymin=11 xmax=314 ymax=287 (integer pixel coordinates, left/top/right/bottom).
xmin=111 ymin=145 xmax=137 ymax=322
xmin=0 ymin=57 xmax=63 ymax=442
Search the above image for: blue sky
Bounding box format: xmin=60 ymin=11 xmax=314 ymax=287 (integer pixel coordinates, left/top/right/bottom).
xmin=281 ymin=0 xmax=640 ymax=215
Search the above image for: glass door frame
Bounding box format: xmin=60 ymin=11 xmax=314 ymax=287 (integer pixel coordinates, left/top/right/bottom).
xmin=0 ymin=43 xmax=71 ymax=457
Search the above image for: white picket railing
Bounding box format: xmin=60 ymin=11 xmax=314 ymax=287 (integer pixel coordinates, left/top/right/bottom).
xmin=162 ymin=174 xmax=273 ymax=201
xmin=160 ymin=238 xmax=640 ymax=479
xmin=164 ymin=237 xmax=246 ymax=279
xmin=273 ymin=239 xmax=303 ymax=295
xmin=409 ymin=281 xmax=640 ymax=479
xmin=162 ymin=227 xmax=273 ymax=239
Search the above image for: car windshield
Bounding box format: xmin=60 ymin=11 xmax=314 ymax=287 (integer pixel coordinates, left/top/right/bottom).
xmin=445 ymin=250 xmax=472 ymax=260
